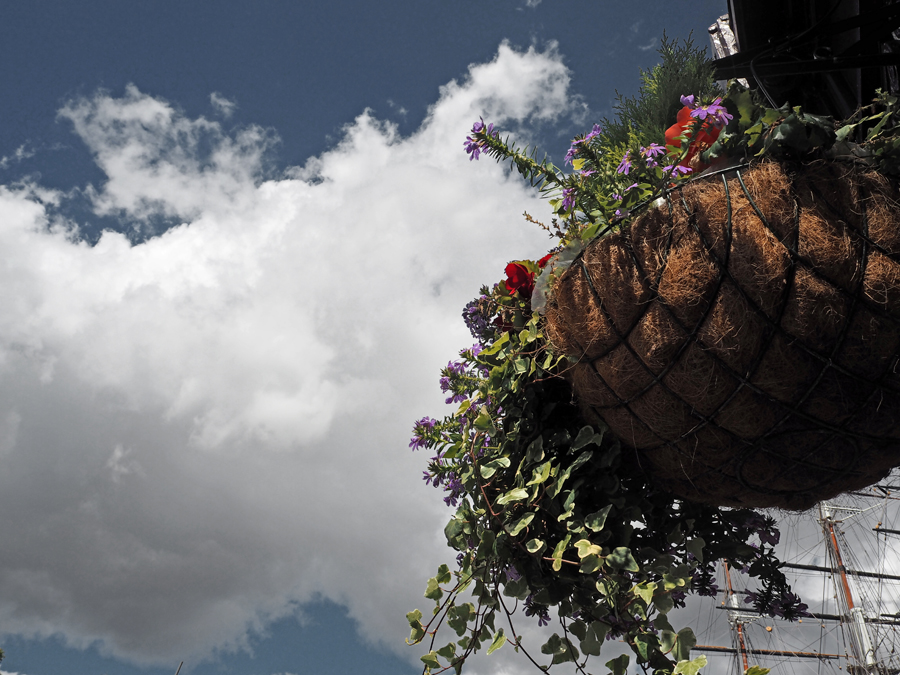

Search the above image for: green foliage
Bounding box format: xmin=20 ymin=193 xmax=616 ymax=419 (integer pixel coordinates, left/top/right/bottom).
xmin=744 ymin=666 xmax=771 ymax=675
xmin=408 ymin=287 xmax=797 ymax=675
xmin=402 ymin=37 xmax=900 ymax=675
xmin=600 ymin=33 xmax=720 ymax=150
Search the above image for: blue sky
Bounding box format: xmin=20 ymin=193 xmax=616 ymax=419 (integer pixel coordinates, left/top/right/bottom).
xmin=0 ymin=3 xmax=725 ymax=675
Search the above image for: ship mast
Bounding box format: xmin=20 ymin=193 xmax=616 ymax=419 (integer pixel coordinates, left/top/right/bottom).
xmin=820 ymin=501 xmax=880 ymax=674
xmin=695 ymin=490 xmax=900 ymax=675
xmin=723 ymin=561 xmax=750 ymax=673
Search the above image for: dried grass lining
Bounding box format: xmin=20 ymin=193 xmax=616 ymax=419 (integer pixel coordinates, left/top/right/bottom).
xmin=545 ymin=160 xmax=900 ymax=510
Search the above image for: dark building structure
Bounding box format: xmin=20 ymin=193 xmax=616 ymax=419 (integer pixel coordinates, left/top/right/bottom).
xmin=709 ymin=0 xmax=900 ymax=117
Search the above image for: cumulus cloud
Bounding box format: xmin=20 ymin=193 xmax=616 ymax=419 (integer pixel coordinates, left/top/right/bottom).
xmin=0 ymin=42 xmax=581 ymax=671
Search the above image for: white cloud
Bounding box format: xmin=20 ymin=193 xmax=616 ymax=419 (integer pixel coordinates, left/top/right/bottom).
xmin=0 ymin=145 xmax=35 ymax=171
xmin=638 ymin=37 xmax=658 ymax=51
xmin=210 ymin=92 xmax=237 ymax=118
xmin=0 ymin=42 xmax=581 ymax=671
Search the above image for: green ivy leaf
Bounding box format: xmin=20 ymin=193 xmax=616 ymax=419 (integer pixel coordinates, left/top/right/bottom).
xmin=406 ymin=609 xmax=425 ymax=643
xmin=496 ymin=488 xmax=529 ymax=505
xmin=673 ymin=655 xmax=707 ymax=675
xmin=487 ymin=628 xmax=507 ymax=655
xmin=424 ymin=576 xmax=443 ymax=601
xmin=480 ymin=457 xmax=511 ymax=479
xmin=606 ymin=653 xmax=630 ymax=675
xmin=580 ymin=554 xmax=603 ymax=574
xmin=574 ymin=539 xmax=603 ymax=559
xmin=685 ymin=536 xmax=705 ymax=563
xmin=437 ymin=642 xmax=457 ymax=659
xmin=654 ymin=590 xmax=675 ymax=615
xmin=525 ymin=436 xmax=544 ymax=463
xmin=525 ymin=537 xmax=546 ymax=554
xmin=580 ymin=623 xmax=603 ymax=656
xmin=634 ymin=581 xmax=657 ymax=605
xmin=557 ymin=490 xmax=577 ymax=521
xmin=606 ymin=547 xmax=639 ymax=572
xmin=503 ymin=576 xmax=530 ymax=600
xmin=436 ymin=564 xmax=451 ymax=584
xmin=571 ymin=425 xmax=595 ymax=451
xmin=569 ymin=619 xmax=588 ymax=641
xmin=508 ymin=512 xmax=535 ymax=536
xmin=473 ymin=407 xmax=497 ymax=434
xmin=745 ymin=666 xmax=771 ymax=675
xmin=551 ymin=536 xmax=571 ymax=572
xmin=455 ymin=399 xmax=472 ymax=416
xmin=634 ymin=633 xmax=659 ymax=662
xmin=526 ymin=461 xmax=552 ymax=486
xmin=447 ymin=604 xmax=472 ymax=636
xmin=480 ymin=332 xmax=509 ymax=356
xmin=674 ymin=627 xmax=697 ymax=663
xmin=420 ymin=651 xmax=441 ymax=670
xmin=585 ymin=505 xmax=613 ymax=532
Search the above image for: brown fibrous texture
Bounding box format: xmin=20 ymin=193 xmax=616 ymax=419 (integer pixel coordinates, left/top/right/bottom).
xmin=544 ymin=161 xmax=900 ymax=510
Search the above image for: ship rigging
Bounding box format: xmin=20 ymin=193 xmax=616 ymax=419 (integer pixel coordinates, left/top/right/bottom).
xmin=687 ymin=480 xmax=900 ymax=675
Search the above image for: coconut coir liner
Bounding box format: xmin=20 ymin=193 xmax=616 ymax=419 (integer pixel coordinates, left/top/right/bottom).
xmin=545 ymin=160 xmax=900 ymax=510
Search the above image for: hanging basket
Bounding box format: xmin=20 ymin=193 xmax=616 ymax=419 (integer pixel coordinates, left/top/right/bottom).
xmin=545 ymin=160 xmax=900 ymax=510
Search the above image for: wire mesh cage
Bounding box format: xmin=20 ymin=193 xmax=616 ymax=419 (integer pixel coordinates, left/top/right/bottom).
xmin=545 ymin=160 xmax=900 ymax=509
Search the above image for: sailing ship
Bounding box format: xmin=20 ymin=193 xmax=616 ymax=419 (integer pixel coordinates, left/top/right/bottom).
xmin=687 ymin=474 xmax=900 ymax=675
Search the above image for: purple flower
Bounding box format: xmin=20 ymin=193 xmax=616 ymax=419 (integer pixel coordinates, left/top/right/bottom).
xmin=443 ymin=472 xmax=463 ymax=507
xmin=410 ymin=416 xmax=438 ymax=451
xmin=564 ymin=124 xmax=602 ymax=165
xmin=616 ymin=150 xmax=633 ymax=175
xmin=584 ymin=123 xmax=602 ymax=141
xmin=463 ymin=137 xmax=482 ymax=161
xmin=680 ymin=94 xmax=697 ymax=108
xmin=580 ymin=169 xmax=596 ymax=177
xmin=463 ymin=118 xmax=498 ymax=161
xmin=690 ymin=97 xmax=733 ymax=129
xmin=447 ymin=360 xmax=466 ymax=376
xmin=759 ymin=528 xmax=780 ymax=546
xmin=692 ymin=566 xmax=720 ymax=597
xmin=561 ymin=187 xmax=576 ymax=212
xmin=524 ymin=595 xmax=551 ymax=627
xmin=663 ymin=164 xmax=693 ymax=176
xmin=462 ymin=295 xmax=495 ymax=341
xmin=641 ymin=143 xmax=666 ymax=167
xmin=770 ymin=592 xmax=809 ymax=619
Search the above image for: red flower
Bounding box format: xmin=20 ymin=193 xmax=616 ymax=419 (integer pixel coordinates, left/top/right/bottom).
xmin=665 ymin=106 xmax=722 ymax=171
xmin=538 ymin=253 xmax=553 ymax=268
xmin=504 ymin=262 xmax=535 ymax=298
